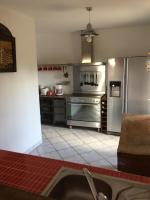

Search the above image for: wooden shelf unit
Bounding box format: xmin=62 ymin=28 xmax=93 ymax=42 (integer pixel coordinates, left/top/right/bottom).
xmin=101 ymin=94 xmax=107 ymax=133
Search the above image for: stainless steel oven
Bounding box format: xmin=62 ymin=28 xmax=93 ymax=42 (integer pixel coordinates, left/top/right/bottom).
xmin=66 ymin=97 xmax=101 ymax=130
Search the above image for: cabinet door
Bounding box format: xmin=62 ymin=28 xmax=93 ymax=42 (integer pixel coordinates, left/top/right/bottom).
xmin=41 ymin=113 xmax=53 ymax=124
xmin=40 ymin=98 xmax=53 ymax=113
xmin=53 ymin=114 xmax=66 ymax=123
xmin=53 ymin=98 xmax=66 ymax=123
xmin=53 ymin=99 xmax=66 ymax=107
xmin=40 ymin=98 xmax=53 ymax=124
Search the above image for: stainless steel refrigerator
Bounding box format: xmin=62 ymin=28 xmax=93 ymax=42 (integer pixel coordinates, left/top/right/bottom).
xmin=107 ymin=56 xmax=150 ymax=133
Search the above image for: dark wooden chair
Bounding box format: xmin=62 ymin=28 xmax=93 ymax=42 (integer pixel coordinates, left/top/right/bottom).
xmin=117 ymin=114 xmax=150 ymax=177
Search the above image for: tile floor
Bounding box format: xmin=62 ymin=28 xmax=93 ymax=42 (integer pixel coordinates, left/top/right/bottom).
xmin=29 ymin=125 xmax=120 ymax=170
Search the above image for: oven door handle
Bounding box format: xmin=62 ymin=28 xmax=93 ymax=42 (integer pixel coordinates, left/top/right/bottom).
xmin=67 ymin=102 xmax=100 ymax=106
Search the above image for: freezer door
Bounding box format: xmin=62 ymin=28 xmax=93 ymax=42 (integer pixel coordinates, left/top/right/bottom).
xmin=126 ymin=57 xmax=150 ymax=114
xmin=107 ymin=58 xmax=126 ymax=133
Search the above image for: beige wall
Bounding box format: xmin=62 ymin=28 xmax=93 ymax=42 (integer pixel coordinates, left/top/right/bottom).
xmin=0 ymin=8 xmax=42 ymax=153
xmin=95 ymin=24 xmax=150 ymax=61
xmin=37 ymin=31 xmax=81 ymax=64
xmin=37 ymin=24 xmax=150 ymax=64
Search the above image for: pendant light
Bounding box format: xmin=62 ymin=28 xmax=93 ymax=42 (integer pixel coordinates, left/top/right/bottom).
xmin=81 ymin=7 xmax=99 ymax=43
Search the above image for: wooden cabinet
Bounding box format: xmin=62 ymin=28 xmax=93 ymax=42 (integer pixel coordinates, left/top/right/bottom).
xmin=40 ymin=97 xmax=66 ymax=125
xmin=101 ymin=94 xmax=107 ymax=133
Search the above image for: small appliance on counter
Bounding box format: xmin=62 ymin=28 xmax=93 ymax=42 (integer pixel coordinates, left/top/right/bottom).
xmin=40 ymin=87 xmax=49 ymax=96
xmin=55 ymin=84 xmax=64 ymax=96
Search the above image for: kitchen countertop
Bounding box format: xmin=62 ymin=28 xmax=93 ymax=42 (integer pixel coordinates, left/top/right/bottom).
xmin=40 ymin=93 xmax=102 ymax=98
xmin=0 ymin=150 xmax=150 ymax=198
xmin=40 ymin=94 xmax=71 ymax=98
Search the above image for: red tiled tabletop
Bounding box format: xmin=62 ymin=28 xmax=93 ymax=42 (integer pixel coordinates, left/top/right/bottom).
xmin=0 ymin=150 xmax=150 ymax=194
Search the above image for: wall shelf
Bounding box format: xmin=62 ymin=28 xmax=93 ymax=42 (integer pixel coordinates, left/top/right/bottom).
xmin=38 ymin=64 xmax=71 ymax=71
xmin=101 ymin=94 xmax=107 ymax=133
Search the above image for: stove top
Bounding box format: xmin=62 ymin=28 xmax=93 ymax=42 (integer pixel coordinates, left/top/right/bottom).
xmin=71 ymin=93 xmax=103 ymax=98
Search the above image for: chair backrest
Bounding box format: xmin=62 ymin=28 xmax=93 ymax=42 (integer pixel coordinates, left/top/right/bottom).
xmin=117 ymin=114 xmax=150 ymax=176
xmin=118 ymin=114 xmax=150 ymax=155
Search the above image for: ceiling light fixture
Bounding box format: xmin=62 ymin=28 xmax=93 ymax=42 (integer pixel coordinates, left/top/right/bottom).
xmin=81 ymin=7 xmax=99 ymax=43
xmin=108 ymin=58 xmax=116 ymax=67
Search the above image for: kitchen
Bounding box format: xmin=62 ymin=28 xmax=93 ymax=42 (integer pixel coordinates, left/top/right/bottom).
xmin=0 ymin=1 xmax=150 ymax=200
xmin=36 ymin=34 xmax=150 ymax=168
xmin=37 ymin=40 xmax=118 ymax=167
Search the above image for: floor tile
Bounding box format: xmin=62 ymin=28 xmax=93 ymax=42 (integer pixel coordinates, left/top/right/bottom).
xmin=44 ymin=131 xmax=60 ymax=139
xmin=36 ymin=144 xmax=55 ymax=154
xmin=80 ymin=151 xmax=103 ymax=163
xmin=29 ymin=125 xmax=119 ymax=170
xmin=40 ymin=151 xmax=62 ymax=160
xmin=73 ymin=144 xmax=92 ymax=154
xmin=52 ymin=141 xmax=70 ymax=150
xmin=66 ymin=138 xmax=84 ymax=147
xmin=90 ymin=159 xmax=113 ymax=169
xmin=58 ymin=147 xmax=78 ymax=159
xmin=64 ymin=154 xmax=87 ymax=165
xmin=47 ymin=136 xmax=65 ymax=144
xmin=57 ymin=129 xmax=72 ymax=136
xmin=107 ymin=156 xmax=118 ymax=167
xmin=95 ymin=147 xmax=117 ymax=158
xmin=62 ymin=134 xmax=78 ymax=141
xmin=101 ymin=139 xmax=118 ymax=146
xmin=84 ymin=137 xmax=99 ymax=144
xmin=42 ymin=138 xmax=51 ymax=145
xmin=57 ymin=131 xmax=69 ymax=136
xmin=30 ymin=149 xmax=39 ymax=156
xmin=87 ymin=141 xmax=106 ymax=150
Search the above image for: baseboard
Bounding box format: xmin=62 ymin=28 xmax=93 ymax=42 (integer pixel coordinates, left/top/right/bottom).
xmin=25 ymin=140 xmax=42 ymax=154
xmin=107 ymin=131 xmax=120 ymax=136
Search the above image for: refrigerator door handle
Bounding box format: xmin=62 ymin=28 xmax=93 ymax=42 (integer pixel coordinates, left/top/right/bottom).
xmin=122 ymin=58 xmax=125 ymax=113
xmin=124 ymin=58 xmax=129 ymax=113
xmin=122 ymin=58 xmax=127 ymax=113
xmin=121 ymin=57 xmax=128 ymax=113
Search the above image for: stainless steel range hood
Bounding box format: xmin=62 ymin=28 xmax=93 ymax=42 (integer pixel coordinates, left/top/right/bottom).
xmin=81 ymin=36 xmax=94 ymax=64
xmin=80 ymin=35 xmax=104 ymax=65
xmin=67 ymin=34 xmax=104 ymax=66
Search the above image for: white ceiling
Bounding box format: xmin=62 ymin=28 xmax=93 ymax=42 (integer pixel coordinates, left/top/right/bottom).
xmin=1 ymin=0 xmax=150 ymax=33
